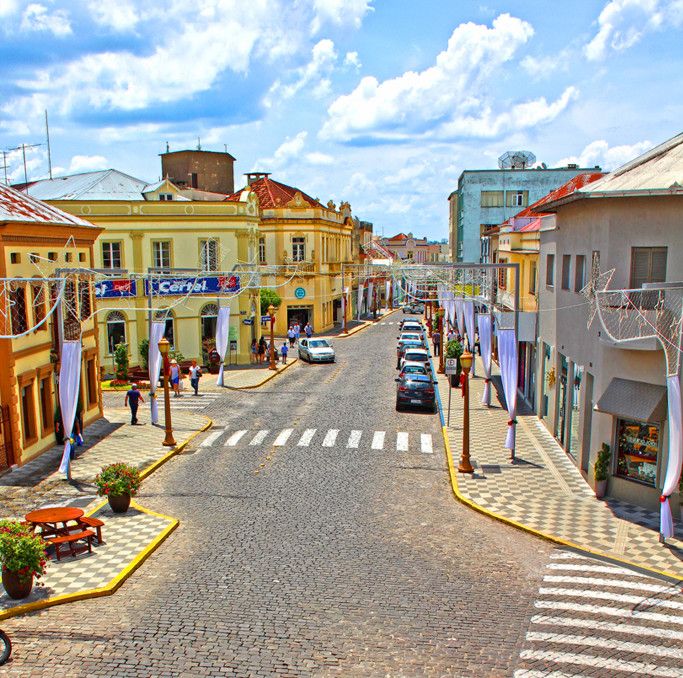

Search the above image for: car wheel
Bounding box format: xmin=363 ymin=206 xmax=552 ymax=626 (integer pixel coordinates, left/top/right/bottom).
xmin=395 ymin=401 xmax=402 ymax=411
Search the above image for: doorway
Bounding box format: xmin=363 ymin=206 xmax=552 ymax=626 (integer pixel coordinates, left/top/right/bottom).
xmin=287 ymin=306 xmax=311 ymax=329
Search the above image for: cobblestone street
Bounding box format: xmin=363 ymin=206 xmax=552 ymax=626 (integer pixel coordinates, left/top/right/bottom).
xmin=2 ymin=320 xmax=679 ymax=676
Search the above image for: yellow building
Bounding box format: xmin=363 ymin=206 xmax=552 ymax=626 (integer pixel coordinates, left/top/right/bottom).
xmin=0 ymin=184 xmax=103 ymax=470
xmin=230 ymin=173 xmax=355 ymax=335
xmin=26 ymin=170 xmax=261 ymax=370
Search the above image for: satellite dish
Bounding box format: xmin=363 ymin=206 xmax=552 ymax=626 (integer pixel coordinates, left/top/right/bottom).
xmin=498 ymin=151 xmax=537 ymax=170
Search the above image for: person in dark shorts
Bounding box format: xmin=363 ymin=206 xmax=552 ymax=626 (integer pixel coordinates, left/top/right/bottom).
xmin=125 ymin=384 xmax=144 ymax=425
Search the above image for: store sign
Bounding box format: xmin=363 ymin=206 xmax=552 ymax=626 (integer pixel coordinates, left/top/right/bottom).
xmin=145 ymin=275 xmax=240 ymax=297
xmin=294 ymin=287 xmax=306 ymax=299
xmin=94 ymin=278 xmax=137 ymax=298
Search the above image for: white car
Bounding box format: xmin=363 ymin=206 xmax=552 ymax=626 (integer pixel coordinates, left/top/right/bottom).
xmin=399 ymin=348 xmax=430 ymax=370
xmin=397 ymin=332 xmax=423 ymax=346
xmin=401 ymin=321 xmax=424 ymax=335
xmin=399 ymin=360 xmax=430 ymax=378
xmin=298 ymin=338 xmax=335 ymax=363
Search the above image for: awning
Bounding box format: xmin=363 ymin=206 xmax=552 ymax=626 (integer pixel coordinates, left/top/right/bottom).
xmin=595 ymin=377 xmax=667 ymax=423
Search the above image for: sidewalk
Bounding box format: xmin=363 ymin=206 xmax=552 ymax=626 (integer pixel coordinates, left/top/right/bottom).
xmin=434 ymin=357 xmax=683 ymax=581
xmin=0 ymin=407 xmax=210 ymax=620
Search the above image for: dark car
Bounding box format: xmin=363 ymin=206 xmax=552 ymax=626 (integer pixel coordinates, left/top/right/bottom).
xmin=395 ymin=373 xmax=436 ymax=412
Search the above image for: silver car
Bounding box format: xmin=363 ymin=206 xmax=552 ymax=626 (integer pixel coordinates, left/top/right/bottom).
xmin=298 ymin=338 xmax=335 ymax=363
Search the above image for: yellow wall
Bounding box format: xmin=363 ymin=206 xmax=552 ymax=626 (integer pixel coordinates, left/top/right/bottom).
xmin=495 ymin=229 xmax=540 ymax=312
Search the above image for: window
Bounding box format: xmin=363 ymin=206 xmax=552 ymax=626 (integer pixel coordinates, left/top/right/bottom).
xmin=506 ymin=190 xmax=529 ymax=208
xmin=79 ymin=280 xmax=91 ymax=320
xmin=86 ymin=358 xmax=98 ymax=409
xmin=39 ymin=373 xmax=53 ymax=434
xmin=153 ymin=241 xmax=171 ymax=269
xmin=190 ymin=173 xmax=198 ymax=188
xmin=106 ymin=311 xmax=127 ymax=353
xmin=63 ymin=279 xmax=80 ymax=340
xmin=79 ymin=252 xmax=86 ymax=262
xmin=159 ymin=193 xmax=174 ymax=201
xmin=10 ymin=253 xmax=20 ymax=264
xmin=480 ymin=190 xmax=504 ymax=207
xmin=65 ymin=252 xmax=72 ymax=262
xmin=200 ymin=303 xmax=218 ymax=361
xmin=28 ymin=252 xmax=39 ymax=264
xmin=200 ymin=239 xmax=218 ymax=272
xmin=630 ymin=247 xmax=667 ymax=287
xmin=48 ymin=252 xmax=57 ymax=261
xmin=258 ymin=237 xmax=266 ymax=264
xmin=10 ymin=284 xmax=28 ymax=334
xmin=292 ymin=237 xmax=305 ymax=262
xmin=546 ymin=254 xmax=555 ymax=288
xmin=615 ymin=419 xmax=659 ymax=486
xmin=155 ymin=311 xmax=175 ymax=348
xmin=498 ymin=258 xmax=507 ymax=289
xmin=32 ymin=283 xmax=47 ymax=331
xmin=561 ymin=255 xmax=571 ymax=290
xmin=20 ymin=380 xmax=36 ymax=445
xmin=102 ymin=242 xmax=122 ymax=269
xmin=574 ymin=255 xmax=586 ymax=292
xmin=529 ymin=261 xmax=537 ymax=295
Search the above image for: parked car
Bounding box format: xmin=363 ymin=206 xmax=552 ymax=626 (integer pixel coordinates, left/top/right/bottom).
xmin=399 ymin=361 xmax=430 ymax=378
xmin=400 ymin=320 xmax=424 ymax=332
xmin=402 ymin=303 xmax=424 ymax=314
xmin=400 ymin=347 xmax=430 ymax=370
xmin=397 ymin=332 xmax=423 ymax=346
xmin=298 ymin=338 xmax=335 ymax=363
xmin=395 ymin=373 xmax=436 ymax=412
xmin=396 ymin=341 xmax=424 ymax=368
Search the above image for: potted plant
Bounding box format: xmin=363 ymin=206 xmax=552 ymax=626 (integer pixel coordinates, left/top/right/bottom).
xmin=95 ymin=462 xmax=141 ymax=513
xmin=594 ymin=443 xmax=611 ymax=499
xmin=445 ymin=339 xmax=463 ymax=387
xmin=0 ymin=521 xmax=48 ymax=599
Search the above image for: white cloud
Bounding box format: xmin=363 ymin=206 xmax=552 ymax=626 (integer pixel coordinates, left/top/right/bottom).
xmin=521 ymin=50 xmax=571 ymax=79
xmin=305 ymin=151 xmax=334 ymax=165
xmin=310 ymin=0 xmax=373 ymax=34
xmin=255 ymin=131 xmax=308 ymax=169
xmin=320 ymin=14 xmax=576 ymax=143
xmin=344 ymin=51 xmax=361 ymax=69
xmin=21 ymin=3 xmax=72 ymax=36
xmin=556 ymin=138 xmax=652 ymax=170
xmin=68 ymin=154 xmax=109 ymax=172
xmin=585 ymin=0 xmax=683 ymax=61
xmin=85 ymin=0 xmax=139 ymax=31
xmin=0 ymin=0 xmax=18 ymax=18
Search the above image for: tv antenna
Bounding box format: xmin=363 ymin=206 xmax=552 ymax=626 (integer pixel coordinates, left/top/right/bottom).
xmin=7 ymin=142 xmax=43 ymax=186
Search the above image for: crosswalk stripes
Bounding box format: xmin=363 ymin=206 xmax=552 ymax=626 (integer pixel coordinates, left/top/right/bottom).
xmin=155 ymin=392 xmax=222 ymax=410
xmin=199 ymin=427 xmax=437 ymax=455
xmin=513 ymin=550 xmax=683 ymax=678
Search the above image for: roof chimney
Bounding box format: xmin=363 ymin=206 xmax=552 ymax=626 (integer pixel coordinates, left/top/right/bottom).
xmin=246 ymin=172 xmax=271 ymax=186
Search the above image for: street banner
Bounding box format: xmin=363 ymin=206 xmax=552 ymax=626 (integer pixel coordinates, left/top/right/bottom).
xmin=95 ymin=278 xmax=137 ymax=298
xmin=145 ymin=274 xmax=240 ymax=297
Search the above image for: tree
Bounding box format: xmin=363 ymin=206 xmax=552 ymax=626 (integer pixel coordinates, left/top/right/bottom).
xmin=113 ymin=343 xmax=129 ymax=382
xmin=260 ymin=288 xmax=282 ymax=314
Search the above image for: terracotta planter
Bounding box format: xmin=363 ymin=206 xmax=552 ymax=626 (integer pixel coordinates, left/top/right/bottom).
xmin=595 ymin=479 xmax=607 ymax=499
xmin=2 ymin=567 xmax=34 ymax=600
xmin=108 ymin=493 xmax=131 ymax=513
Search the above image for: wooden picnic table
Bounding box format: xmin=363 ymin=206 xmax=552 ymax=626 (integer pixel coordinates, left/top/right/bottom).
xmin=25 ymin=507 xmax=97 ymax=561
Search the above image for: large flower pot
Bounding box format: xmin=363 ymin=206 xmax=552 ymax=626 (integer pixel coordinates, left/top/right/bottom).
xmin=595 ymin=479 xmax=607 ymax=499
xmin=108 ymin=493 xmax=131 ymax=513
xmin=2 ymin=567 xmax=34 ymax=600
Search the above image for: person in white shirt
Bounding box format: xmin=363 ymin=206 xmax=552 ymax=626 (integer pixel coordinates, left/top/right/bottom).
xmin=188 ymin=359 xmax=202 ymax=396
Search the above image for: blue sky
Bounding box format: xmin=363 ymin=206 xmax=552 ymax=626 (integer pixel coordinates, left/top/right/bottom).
xmin=1 ymin=0 xmax=682 ymax=240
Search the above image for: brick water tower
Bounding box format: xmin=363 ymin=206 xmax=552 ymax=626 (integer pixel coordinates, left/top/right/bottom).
xmin=160 ymin=147 xmax=236 ymax=195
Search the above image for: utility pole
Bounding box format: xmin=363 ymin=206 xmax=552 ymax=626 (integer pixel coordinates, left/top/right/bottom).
xmin=0 ymin=151 xmax=8 ymax=185
xmin=45 ymin=110 xmax=53 ymax=179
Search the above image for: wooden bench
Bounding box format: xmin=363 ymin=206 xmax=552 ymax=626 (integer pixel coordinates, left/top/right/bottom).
xmin=47 ymin=529 xmax=95 ymax=561
xmin=78 ymin=516 xmax=105 ymax=544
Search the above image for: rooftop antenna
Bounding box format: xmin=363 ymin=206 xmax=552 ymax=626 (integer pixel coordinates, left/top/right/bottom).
xmin=224 ymin=144 xmax=228 ymax=153
xmin=197 ymin=136 xmax=201 ymax=151
xmin=166 ymin=141 xmax=170 ymax=153
xmin=45 ymin=110 xmax=53 ymax=179
xmin=8 ymin=142 xmax=42 ymax=187
xmin=0 ymin=151 xmax=9 ymax=185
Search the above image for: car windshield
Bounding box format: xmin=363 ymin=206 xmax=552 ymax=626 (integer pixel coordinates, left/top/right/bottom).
xmin=402 ymin=365 xmax=427 ymax=375
xmin=309 ymin=340 xmax=330 ymax=348
xmin=400 ymin=334 xmax=420 ymax=341
xmin=404 ymin=352 xmax=428 ymax=362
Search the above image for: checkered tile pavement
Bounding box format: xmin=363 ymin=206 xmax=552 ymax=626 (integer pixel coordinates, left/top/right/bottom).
xmin=436 ymin=358 xmax=683 ymax=579
xmin=0 ymin=503 xmax=173 ymax=616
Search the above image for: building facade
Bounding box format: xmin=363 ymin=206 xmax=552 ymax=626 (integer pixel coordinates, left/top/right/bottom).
xmin=160 ymin=148 xmax=236 ymax=195
xmin=0 ymin=185 xmax=103 ymax=470
xmin=536 ymin=133 xmax=683 ymax=512
xmin=381 ymin=233 xmax=440 ymax=263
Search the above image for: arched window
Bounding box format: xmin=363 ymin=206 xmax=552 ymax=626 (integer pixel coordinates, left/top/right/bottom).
xmin=200 ymin=303 xmax=218 ymax=343
xmin=154 ymin=309 xmax=175 ymax=348
xmin=106 ymin=311 xmax=127 ymax=353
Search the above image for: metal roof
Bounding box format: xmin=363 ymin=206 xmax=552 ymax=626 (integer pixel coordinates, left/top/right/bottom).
xmin=0 ymin=183 xmax=98 ymax=227
xmin=23 ymin=169 xmax=148 ymax=201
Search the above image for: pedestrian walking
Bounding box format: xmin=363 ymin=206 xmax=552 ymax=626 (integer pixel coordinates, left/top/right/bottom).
xmin=293 ymin=322 xmax=301 ymax=345
xmin=432 ymin=329 xmax=441 ymax=356
xmin=258 ymin=336 xmax=267 ymax=364
xmin=189 ymin=359 xmax=202 ymax=396
xmin=251 ymin=338 xmax=257 ymax=364
xmin=170 ymin=359 xmax=181 ymax=397
xmin=287 ymin=325 xmax=295 ymax=347
xmin=304 ymin=322 xmax=312 ymax=339
xmin=124 ymin=383 xmax=144 ymax=425
xmin=280 ymin=341 xmax=289 ymax=364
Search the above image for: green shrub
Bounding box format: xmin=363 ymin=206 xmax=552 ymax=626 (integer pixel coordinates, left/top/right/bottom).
xmin=594 ymin=443 xmax=611 ymax=481
xmin=0 ymin=520 xmax=48 ymax=580
xmin=113 ymin=342 xmax=129 ymax=381
xmin=95 ymin=462 xmax=142 ymax=497
xmin=139 ymin=338 xmax=149 ymax=370
xmin=445 ymin=340 xmax=463 ymax=359
xmin=260 ymin=288 xmax=282 ymax=314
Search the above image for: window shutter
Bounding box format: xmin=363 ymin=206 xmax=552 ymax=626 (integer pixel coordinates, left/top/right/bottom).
xmin=630 ymin=248 xmax=650 ymax=287
xmin=651 ymin=248 xmax=667 ymax=282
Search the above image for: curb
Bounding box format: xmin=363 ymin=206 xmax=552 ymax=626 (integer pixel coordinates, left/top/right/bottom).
xmin=0 ymin=501 xmax=179 ymax=622
xmin=223 ymin=357 xmax=299 ymax=391
xmin=435 ymin=385 xmax=682 ymax=583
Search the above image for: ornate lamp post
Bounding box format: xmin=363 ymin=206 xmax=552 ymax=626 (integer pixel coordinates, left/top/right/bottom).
xmin=268 ymin=304 xmax=277 ymax=371
xmin=458 ymin=350 xmax=474 ymax=473
xmin=427 ymin=289 xmax=433 ymax=338
xmin=437 ymin=307 xmax=445 ymax=374
xmin=158 ymin=337 xmax=176 ymax=447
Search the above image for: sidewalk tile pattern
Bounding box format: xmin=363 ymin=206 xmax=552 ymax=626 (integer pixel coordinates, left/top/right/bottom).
xmin=436 ymin=358 xmax=683 ymax=579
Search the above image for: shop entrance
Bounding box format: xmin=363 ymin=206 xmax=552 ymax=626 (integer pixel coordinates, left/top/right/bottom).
xmin=287 ymin=306 xmax=311 ymax=329
xmin=333 ymin=298 xmax=342 ymax=325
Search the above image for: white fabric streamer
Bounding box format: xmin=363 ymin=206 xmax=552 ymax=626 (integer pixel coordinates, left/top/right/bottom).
xmin=385 ymin=280 xmax=391 ymax=310
xmin=478 ymin=314 xmax=493 ymax=406
xmin=58 ymin=341 xmax=82 ymax=477
xmin=661 ymin=375 xmax=682 ymax=539
xmin=368 ymin=282 xmax=374 ymax=312
xmin=357 ymin=283 xmax=364 ymax=320
xmin=215 ymin=307 xmax=230 ymax=386
xmin=456 ymin=300 xmax=465 ymax=336
xmin=148 ymin=321 xmax=166 ymax=424
xmin=498 ymin=329 xmax=518 ymax=454
xmin=464 ymin=301 xmax=476 ymax=377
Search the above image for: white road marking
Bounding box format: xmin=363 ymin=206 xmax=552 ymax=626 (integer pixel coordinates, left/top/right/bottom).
xmin=297 ymin=429 xmax=317 ymax=446
xmin=249 ymin=430 xmax=269 ymax=445
xmin=534 ymin=600 xmax=683 ymax=625
xmin=322 ymin=429 xmax=339 ymax=447
xmin=539 ymin=587 xmax=683 ymax=611
xmin=396 ymin=432 xmax=409 ymax=452
xmin=513 ymin=671 xmax=585 ymax=678
xmin=518 ymin=649 xmax=680 ymax=677
xmin=347 ymin=430 xmax=362 ymax=448
xmin=543 ymin=574 xmax=675 ymax=595
xmin=224 ymin=430 xmax=247 ymax=446
xmin=530 ymin=615 xmax=683 ymax=642
xmin=199 ymin=430 xmax=223 ymax=447
xmin=273 ymin=429 xmax=293 ymax=446
xmin=547 ymin=562 xmax=643 ymax=576
xmin=371 ymin=431 xmax=385 ymax=450
xmin=420 ymin=434 xmax=433 ymax=454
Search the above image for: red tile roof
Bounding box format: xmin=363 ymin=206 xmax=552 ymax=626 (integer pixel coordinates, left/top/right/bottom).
xmin=227 ymin=176 xmax=323 ymax=209
xmin=386 ymin=233 xmax=409 ymax=242
xmin=526 ymin=172 xmax=605 ymax=218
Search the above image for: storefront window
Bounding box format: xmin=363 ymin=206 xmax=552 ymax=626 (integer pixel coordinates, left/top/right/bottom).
xmin=615 ymin=419 xmax=659 ymax=486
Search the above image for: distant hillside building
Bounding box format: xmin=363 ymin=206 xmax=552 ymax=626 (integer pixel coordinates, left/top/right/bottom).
xmin=160 ymin=148 xmax=236 ymax=195
xmin=448 ymin=151 xmax=601 ymax=263
xmin=381 ymin=233 xmax=440 ymax=263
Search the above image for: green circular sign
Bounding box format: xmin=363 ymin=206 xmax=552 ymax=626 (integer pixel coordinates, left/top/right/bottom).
xmin=294 ymin=287 xmax=306 ymax=299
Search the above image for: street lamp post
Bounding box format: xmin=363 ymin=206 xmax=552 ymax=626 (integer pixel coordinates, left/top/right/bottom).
xmin=437 ymin=307 xmax=445 ymax=374
xmin=427 ymin=290 xmax=433 ymax=338
xmin=458 ymin=350 xmax=474 ymax=473
xmin=268 ymin=304 xmax=277 ymax=371
xmin=158 ymin=337 xmax=176 ymax=447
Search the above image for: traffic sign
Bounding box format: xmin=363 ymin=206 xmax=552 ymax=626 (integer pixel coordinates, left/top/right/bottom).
xmin=445 ymin=358 xmax=458 ymax=375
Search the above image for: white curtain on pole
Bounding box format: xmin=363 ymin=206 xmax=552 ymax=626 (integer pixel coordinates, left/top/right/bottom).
xmin=478 ymin=314 xmax=493 ymax=406
xmin=148 ymin=321 xmax=166 ymax=424
xmin=498 ymin=328 xmax=518 ymax=455
xmin=58 ymin=341 xmax=82 ymax=477
xmin=215 ymin=306 xmax=230 ymax=386
xmin=464 ymin=301 xmax=476 ymax=377
xmin=456 ymin=300 xmax=465 ymax=336
xmin=368 ymin=282 xmax=374 ymax=312
xmin=447 ymin=299 xmax=456 ymax=329
xmin=385 ymin=280 xmax=391 ymax=310
xmin=357 ymin=283 xmax=364 ymax=320
xmin=661 ymin=375 xmax=682 ymax=539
